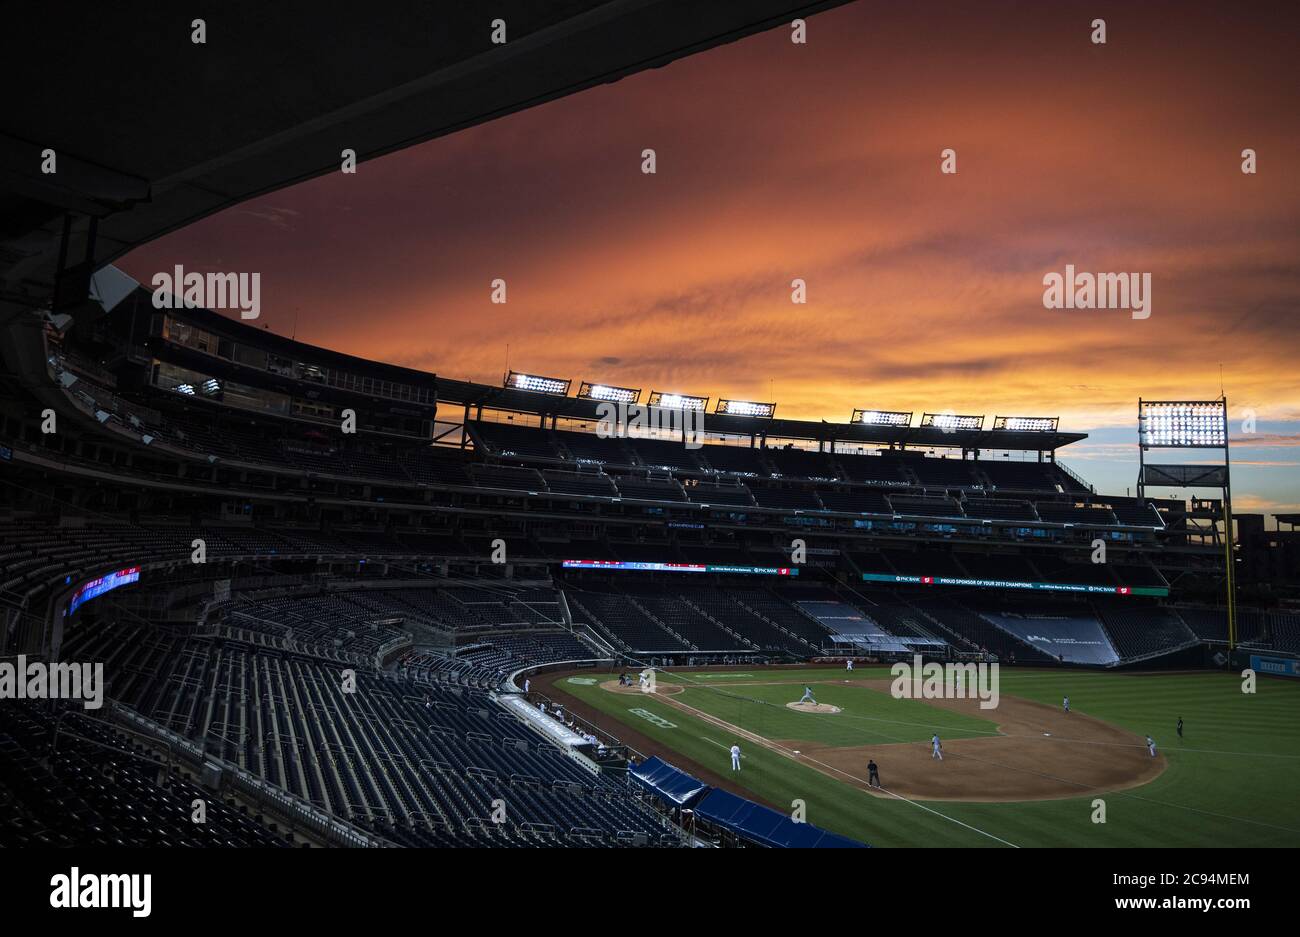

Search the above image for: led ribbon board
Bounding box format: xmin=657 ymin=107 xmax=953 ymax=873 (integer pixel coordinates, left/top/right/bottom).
xmin=861 ymin=571 xmax=1167 ymax=597
xmin=563 ymin=559 xmax=798 ymax=576
xmin=69 ymin=566 xmax=141 ymax=615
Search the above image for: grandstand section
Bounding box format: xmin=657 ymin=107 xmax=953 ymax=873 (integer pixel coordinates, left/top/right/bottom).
xmin=0 ymin=701 xmax=300 ymax=848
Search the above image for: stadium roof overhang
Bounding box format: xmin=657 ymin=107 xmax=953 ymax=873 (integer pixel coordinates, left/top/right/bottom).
xmin=446 ymin=378 xmax=1087 ymax=451
xmin=118 ymin=290 xmax=442 ymax=390
xmin=0 ymin=1 xmax=851 ymax=319
xmin=73 ymin=282 xmax=1081 ymax=451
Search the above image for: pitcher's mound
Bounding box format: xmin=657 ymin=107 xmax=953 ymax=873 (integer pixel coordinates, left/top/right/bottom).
xmin=786 ymin=701 xmax=841 ymax=714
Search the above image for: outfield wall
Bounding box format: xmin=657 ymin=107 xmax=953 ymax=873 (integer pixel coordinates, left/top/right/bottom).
xmin=1232 ymin=647 xmax=1300 ymax=675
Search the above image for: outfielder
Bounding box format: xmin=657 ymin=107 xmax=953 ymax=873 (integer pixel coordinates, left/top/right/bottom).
xmin=931 ymin=733 xmax=943 ymax=760
xmin=845 ymin=659 xmax=854 ymax=672
xmin=730 ymin=743 xmax=742 ymax=772
xmin=1063 ymin=695 xmax=1069 ymax=713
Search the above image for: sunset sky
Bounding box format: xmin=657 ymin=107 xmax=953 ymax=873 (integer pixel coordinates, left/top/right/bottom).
xmin=120 ymin=1 xmax=1300 ymax=518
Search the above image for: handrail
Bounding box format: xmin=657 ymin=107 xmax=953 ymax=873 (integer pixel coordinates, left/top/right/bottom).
xmin=1054 ymin=459 xmax=1097 ymax=494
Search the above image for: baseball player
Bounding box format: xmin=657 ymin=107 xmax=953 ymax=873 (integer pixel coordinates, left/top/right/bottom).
xmin=799 ymin=685 xmax=817 ymax=705
xmin=730 ymin=743 xmax=742 ymax=772
xmin=1176 ymin=716 xmax=1183 ymax=739
xmin=1063 ymin=695 xmax=1069 ymax=713
xmin=845 ymin=659 xmax=854 ymax=672
xmin=867 ymin=758 xmax=881 ymax=788
xmin=1146 ymin=735 xmax=1157 ymax=758
xmin=931 ymin=733 xmax=943 ymax=760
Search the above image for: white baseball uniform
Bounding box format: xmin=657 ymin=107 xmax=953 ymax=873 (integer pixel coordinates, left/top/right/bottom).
xmin=931 ymin=734 xmax=943 ymax=760
xmin=730 ymin=744 xmax=741 ymax=771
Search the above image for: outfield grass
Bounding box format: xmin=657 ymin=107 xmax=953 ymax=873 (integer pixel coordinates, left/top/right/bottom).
xmin=558 ymin=667 xmax=1300 ymax=847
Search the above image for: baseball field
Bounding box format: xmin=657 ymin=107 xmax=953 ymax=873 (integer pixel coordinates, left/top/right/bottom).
xmin=542 ymin=665 xmax=1300 ymax=847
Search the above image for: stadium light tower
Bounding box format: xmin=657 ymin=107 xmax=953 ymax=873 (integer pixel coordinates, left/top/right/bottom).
xmin=921 ymin=412 xmax=984 ymax=432
xmin=716 ymin=398 xmax=775 ymax=418
xmin=504 ymin=370 xmax=571 ymax=395
xmin=852 ymin=409 xmax=912 ymax=427
xmin=577 ymin=381 xmax=640 ymax=404
xmin=647 ymin=390 xmax=708 ymax=412
xmin=993 ymin=416 xmax=1058 ymax=432
xmin=1137 ymin=397 xmax=1235 ymax=646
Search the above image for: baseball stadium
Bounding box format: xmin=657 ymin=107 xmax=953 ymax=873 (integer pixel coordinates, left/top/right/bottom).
xmin=1 ymin=0 xmax=1298 ymax=872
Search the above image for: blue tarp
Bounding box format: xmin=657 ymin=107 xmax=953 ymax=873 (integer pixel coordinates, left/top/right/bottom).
xmin=798 ymin=600 xmax=891 ymax=637
xmin=628 ymin=756 xmax=710 ymax=807
xmin=629 ymin=757 xmax=868 ymax=847
xmin=695 ymin=788 xmax=868 ymax=848
xmin=987 ymin=611 xmax=1119 ymax=665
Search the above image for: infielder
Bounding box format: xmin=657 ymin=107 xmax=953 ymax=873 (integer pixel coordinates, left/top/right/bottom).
xmin=867 ymin=758 xmax=881 ymax=788
xmin=931 ymin=733 xmax=943 ymax=760
xmin=730 ymin=743 xmax=741 ymax=772
xmin=1063 ymin=695 xmax=1069 ymax=713
xmin=799 ymin=685 xmax=817 ymax=705
xmin=1146 ymin=735 xmax=1157 ymax=758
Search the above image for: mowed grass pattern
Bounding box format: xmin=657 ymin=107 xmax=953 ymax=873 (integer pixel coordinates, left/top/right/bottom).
xmin=560 ymin=667 xmax=1300 ymax=847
